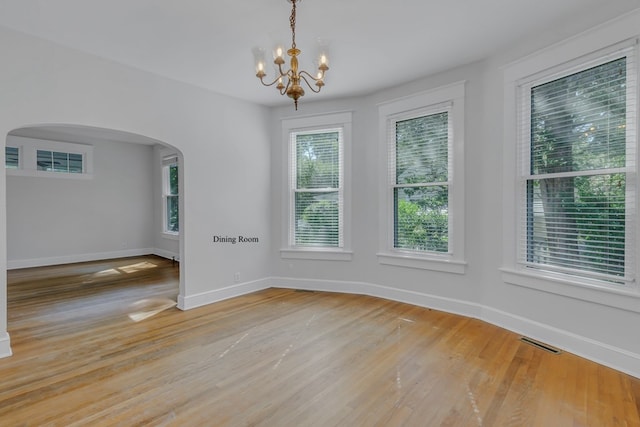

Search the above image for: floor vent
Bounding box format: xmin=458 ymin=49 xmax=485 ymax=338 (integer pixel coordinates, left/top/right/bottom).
xmin=520 ymin=337 xmax=562 ymax=354
xmin=294 ymin=289 xmax=315 ymax=293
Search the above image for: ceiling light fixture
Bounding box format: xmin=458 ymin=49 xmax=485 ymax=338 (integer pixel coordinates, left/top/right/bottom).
xmin=254 ymin=0 xmax=329 ymax=110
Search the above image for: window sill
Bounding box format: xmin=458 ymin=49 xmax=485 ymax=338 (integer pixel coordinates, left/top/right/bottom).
xmin=280 ymin=248 xmax=353 ymax=261
xmin=162 ymin=232 xmax=179 ymax=240
xmin=377 ymin=252 xmax=466 ymax=274
xmin=500 ymin=267 xmax=640 ymax=313
xmin=7 ymin=169 xmax=93 ymax=180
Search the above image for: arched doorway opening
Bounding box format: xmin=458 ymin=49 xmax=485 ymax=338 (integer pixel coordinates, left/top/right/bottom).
xmin=5 ymin=124 xmax=184 ymax=332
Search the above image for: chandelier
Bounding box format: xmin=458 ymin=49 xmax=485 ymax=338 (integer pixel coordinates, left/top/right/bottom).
xmin=254 ymin=0 xmax=329 ymax=110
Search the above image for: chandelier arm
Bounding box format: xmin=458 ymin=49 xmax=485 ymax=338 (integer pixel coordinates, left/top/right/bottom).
xmin=299 ymin=70 xmax=324 ymax=83
xmin=280 ymin=76 xmax=292 ymax=96
xmin=276 ymin=61 xmax=287 ymax=77
xmin=259 ymin=73 xmax=288 ymax=88
xmin=298 ymin=72 xmax=324 ymax=93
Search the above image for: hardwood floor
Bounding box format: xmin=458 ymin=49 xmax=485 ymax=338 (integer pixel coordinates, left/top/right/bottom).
xmin=2 ymin=256 xmax=639 ymax=426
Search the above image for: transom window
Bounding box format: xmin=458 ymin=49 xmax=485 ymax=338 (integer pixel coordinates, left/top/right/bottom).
xmin=5 ymin=136 xmax=93 ymax=179
xmin=36 ymin=150 xmax=83 ymax=173
xmin=5 ymin=146 xmax=19 ymax=169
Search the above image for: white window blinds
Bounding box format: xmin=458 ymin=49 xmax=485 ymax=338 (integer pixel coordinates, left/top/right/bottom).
xmin=518 ymin=50 xmax=637 ymax=285
xmin=389 ymin=106 xmax=452 ymax=253
xmin=290 ymin=128 xmax=343 ymax=247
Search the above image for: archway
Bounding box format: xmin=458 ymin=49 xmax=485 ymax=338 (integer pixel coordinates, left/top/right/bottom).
xmin=5 ymin=124 xmax=185 ymax=330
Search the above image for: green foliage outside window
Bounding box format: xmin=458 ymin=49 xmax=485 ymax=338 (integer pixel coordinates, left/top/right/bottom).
xmin=528 ymin=57 xmax=628 ymax=278
xmin=167 ymin=163 xmax=179 ymax=233
xmin=294 ymin=131 xmax=340 ymax=246
xmin=394 ymin=112 xmax=449 ymax=253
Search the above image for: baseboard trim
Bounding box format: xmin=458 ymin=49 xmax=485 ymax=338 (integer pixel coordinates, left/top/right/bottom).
xmin=272 ymin=276 xmax=482 ymax=319
xmin=481 ymin=306 xmax=640 ymax=379
xmin=7 ymin=248 xmax=157 ymax=270
xmin=270 ymin=276 xmax=639 ymax=379
xmin=152 ymin=248 xmax=179 ymax=261
xmin=177 ymin=278 xmax=271 ymax=311
xmin=0 ymin=332 xmax=12 ymax=359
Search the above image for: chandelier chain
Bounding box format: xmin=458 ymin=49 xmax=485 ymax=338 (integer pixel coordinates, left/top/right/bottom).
xmin=289 ymin=0 xmax=297 ymax=50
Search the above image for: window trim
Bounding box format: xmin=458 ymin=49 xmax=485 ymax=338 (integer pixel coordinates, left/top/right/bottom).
xmin=502 ymin=33 xmax=640 ymax=306
xmin=162 ymin=154 xmax=180 ymax=237
xmin=377 ymin=81 xmax=466 ymax=274
xmin=6 ymin=136 xmax=93 ymax=179
xmin=280 ymin=111 xmax=352 ymax=261
xmin=517 ymin=53 xmax=635 ymax=286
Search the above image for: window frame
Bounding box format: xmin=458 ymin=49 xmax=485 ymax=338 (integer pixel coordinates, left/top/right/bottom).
xmin=377 ymin=81 xmax=466 ymax=274
xmin=502 ymin=36 xmax=640 ymax=311
xmin=517 ymin=54 xmax=636 ymax=287
xmin=290 ymin=127 xmax=344 ymax=248
xmin=280 ymin=111 xmax=352 ymax=261
xmin=162 ymin=155 xmax=180 ymax=237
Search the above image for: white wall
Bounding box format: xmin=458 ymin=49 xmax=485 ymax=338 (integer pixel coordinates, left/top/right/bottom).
xmin=7 ymin=136 xmax=155 ymax=268
xmin=0 ymin=25 xmax=273 ymax=356
xmin=269 ymin=10 xmax=640 ymax=378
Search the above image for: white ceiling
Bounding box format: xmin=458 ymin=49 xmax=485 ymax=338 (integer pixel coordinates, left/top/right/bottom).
xmin=0 ymin=0 xmax=639 ymax=109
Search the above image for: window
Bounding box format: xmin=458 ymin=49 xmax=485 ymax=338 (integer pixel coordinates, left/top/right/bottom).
xmin=378 ymin=82 xmax=466 ymax=273
xmin=392 ymin=111 xmax=450 ymax=253
xmin=5 ymin=146 xmax=19 ymax=169
xmin=281 ymin=111 xmax=352 ymax=260
xmin=5 ymin=136 xmax=93 ymax=179
xmin=36 ymin=150 xmax=83 ymax=173
xmin=163 ymin=156 xmax=179 ymax=234
xmin=291 ymin=128 xmax=343 ymax=247
xmin=517 ymin=52 xmax=637 ymax=286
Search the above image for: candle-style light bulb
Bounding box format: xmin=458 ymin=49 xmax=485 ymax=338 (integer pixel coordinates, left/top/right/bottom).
xmin=253 ymin=47 xmax=267 ymax=77
xmin=318 ymin=52 xmax=329 ymax=72
xmin=274 ymin=45 xmax=285 ymax=65
xmin=255 ymin=60 xmax=266 ymax=78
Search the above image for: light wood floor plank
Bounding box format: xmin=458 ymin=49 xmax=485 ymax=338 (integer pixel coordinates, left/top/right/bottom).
xmin=1 ymin=255 xmax=639 ymax=426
